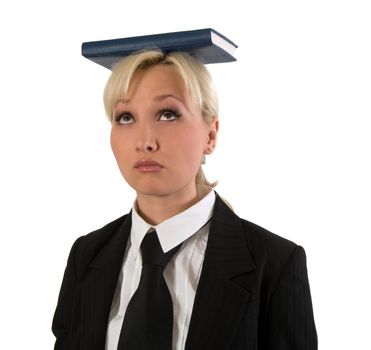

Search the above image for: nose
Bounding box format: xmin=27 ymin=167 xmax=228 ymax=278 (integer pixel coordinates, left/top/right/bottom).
xmin=135 ymin=124 xmax=159 ymax=153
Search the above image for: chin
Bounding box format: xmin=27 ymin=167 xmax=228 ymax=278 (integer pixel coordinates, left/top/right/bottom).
xmin=135 ymin=188 xmax=177 ymax=198
xmin=130 ymin=181 xmax=176 ymax=198
xmin=133 ymin=182 xmax=195 ymax=199
xmin=126 ymin=174 xmax=196 ymax=199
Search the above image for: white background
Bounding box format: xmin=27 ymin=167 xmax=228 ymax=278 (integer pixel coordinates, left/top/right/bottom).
xmin=0 ymin=0 xmax=370 ymax=348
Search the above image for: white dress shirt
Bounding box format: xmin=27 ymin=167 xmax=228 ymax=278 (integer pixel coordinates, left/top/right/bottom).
xmin=105 ymin=190 xmax=216 ymax=350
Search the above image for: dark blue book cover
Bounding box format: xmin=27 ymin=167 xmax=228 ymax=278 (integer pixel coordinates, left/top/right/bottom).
xmin=82 ymin=28 xmax=238 ymax=69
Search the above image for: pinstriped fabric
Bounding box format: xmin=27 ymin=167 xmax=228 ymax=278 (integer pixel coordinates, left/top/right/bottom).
xmin=265 ymin=246 xmax=317 ymax=350
xmin=52 ymin=194 xmax=317 ymax=350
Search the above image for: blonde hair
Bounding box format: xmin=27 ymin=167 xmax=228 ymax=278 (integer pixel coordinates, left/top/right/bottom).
xmin=103 ymin=50 xmax=218 ymax=198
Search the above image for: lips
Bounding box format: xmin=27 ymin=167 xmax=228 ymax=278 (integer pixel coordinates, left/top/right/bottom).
xmin=134 ymin=159 xmax=164 ymax=173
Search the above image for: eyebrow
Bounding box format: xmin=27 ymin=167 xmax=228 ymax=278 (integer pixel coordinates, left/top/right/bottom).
xmin=153 ymin=94 xmax=183 ymax=103
xmin=118 ymin=94 xmax=193 ymax=114
xmin=120 ymin=94 xmax=191 ymax=113
xmin=154 ymin=94 xmax=192 ymax=113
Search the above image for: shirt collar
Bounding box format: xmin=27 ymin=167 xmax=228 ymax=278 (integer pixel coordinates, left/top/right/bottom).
xmin=131 ymin=190 xmax=216 ymax=253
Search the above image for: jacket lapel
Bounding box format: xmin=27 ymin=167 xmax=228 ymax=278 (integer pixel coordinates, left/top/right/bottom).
xmin=186 ymin=194 xmax=256 ymax=350
xmin=80 ymin=214 xmax=132 ymax=350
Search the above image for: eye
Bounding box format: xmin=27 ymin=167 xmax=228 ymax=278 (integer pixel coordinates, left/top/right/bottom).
xmin=158 ymin=109 xmax=181 ymax=121
xmin=115 ymin=113 xmax=135 ymax=125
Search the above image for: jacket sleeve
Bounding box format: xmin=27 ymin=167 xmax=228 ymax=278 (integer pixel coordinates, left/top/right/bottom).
xmin=265 ymin=245 xmax=318 ymax=350
xmin=52 ymin=237 xmax=82 ymax=350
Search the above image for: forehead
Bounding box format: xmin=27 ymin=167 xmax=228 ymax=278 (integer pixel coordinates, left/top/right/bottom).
xmin=126 ymin=65 xmax=187 ymax=100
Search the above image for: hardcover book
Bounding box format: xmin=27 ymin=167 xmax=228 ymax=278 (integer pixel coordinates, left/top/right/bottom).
xmin=82 ymin=28 xmax=238 ymax=69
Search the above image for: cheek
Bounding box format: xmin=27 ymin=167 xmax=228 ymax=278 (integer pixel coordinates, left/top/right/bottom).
xmin=110 ymin=129 xmax=129 ymax=163
xmin=110 ymin=130 xmax=120 ymax=158
xmin=166 ymin=128 xmax=206 ymax=163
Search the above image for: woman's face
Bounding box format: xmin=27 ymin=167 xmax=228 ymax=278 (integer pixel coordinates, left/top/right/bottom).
xmin=110 ymin=64 xmax=218 ymax=200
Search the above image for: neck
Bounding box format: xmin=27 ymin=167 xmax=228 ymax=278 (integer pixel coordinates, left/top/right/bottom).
xmin=136 ymin=188 xmax=201 ymax=225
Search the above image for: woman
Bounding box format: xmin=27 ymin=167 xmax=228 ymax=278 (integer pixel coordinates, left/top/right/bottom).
xmin=52 ymin=50 xmax=317 ymax=350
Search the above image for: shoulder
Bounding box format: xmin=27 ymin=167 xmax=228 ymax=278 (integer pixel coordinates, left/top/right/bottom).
xmin=77 ymin=214 xmax=129 ymax=246
xmin=69 ymin=213 xmax=130 ymax=272
xmin=215 ymin=194 xmax=302 ymax=275
xmin=240 ymin=217 xmax=298 ymax=261
xmin=239 ymin=216 xmax=307 ymax=277
xmin=216 ymin=193 xmax=298 ymax=254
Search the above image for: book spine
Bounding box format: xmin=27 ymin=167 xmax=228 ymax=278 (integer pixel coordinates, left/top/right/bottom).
xmin=82 ymin=29 xmax=213 ymax=57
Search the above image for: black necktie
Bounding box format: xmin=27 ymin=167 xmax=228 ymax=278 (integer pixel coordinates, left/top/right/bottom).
xmin=117 ymin=230 xmax=180 ymax=350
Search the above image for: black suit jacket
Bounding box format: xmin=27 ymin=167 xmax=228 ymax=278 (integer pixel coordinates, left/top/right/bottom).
xmin=52 ymin=194 xmax=317 ymax=349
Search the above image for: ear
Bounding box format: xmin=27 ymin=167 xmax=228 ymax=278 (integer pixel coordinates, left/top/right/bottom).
xmin=204 ymin=118 xmax=219 ymax=154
